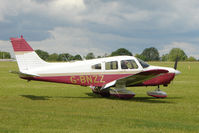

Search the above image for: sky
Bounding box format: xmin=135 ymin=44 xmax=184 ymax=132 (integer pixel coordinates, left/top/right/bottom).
xmin=0 ymin=0 xmax=199 ymax=59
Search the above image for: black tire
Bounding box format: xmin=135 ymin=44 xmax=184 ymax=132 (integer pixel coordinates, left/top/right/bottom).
xmin=99 ymin=90 xmax=110 ymax=97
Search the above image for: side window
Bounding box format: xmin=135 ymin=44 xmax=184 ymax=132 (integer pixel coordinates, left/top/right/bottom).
xmin=105 ymin=61 xmax=118 ymax=70
xmin=91 ymin=63 xmax=101 ymax=70
xmin=121 ymin=60 xmax=138 ymax=69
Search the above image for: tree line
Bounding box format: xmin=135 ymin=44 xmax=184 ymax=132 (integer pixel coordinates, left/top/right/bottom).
xmin=0 ymin=51 xmax=11 ymax=59
xmin=1 ymin=47 xmax=197 ymax=61
xmin=34 ymin=47 xmax=197 ymax=62
xmin=134 ymin=47 xmax=196 ymax=61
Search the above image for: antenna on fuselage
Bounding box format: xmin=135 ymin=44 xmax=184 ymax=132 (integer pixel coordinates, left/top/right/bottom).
xmin=63 ymin=55 xmax=69 ymax=62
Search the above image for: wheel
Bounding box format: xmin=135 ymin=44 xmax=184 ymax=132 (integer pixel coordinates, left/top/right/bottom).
xmin=99 ymin=90 xmax=110 ymax=97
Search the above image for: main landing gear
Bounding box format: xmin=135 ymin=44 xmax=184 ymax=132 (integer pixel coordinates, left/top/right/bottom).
xmin=91 ymin=85 xmax=167 ymax=99
xmin=91 ymin=86 xmax=110 ymax=97
xmin=91 ymin=86 xmax=135 ymax=99
xmin=147 ymin=85 xmax=167 ymax=98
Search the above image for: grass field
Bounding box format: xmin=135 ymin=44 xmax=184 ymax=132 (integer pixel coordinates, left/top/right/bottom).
xmin=0 ymin=61 xmax=198 ymax=133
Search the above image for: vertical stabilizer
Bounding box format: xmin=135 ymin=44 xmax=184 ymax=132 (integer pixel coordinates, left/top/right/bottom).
xmin=10 ymin=36 xmax=48 ymax=72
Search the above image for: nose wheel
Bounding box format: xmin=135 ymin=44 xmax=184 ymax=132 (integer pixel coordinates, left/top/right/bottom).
xmin=147 ymin=85 xmax=167 ymax=98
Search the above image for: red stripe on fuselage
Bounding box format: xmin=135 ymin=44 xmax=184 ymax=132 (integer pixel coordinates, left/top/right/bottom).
xmin=21 ymin=73 xmax=175 ymax=87
xmin=22 ymin=74 xmax=131 ymax=86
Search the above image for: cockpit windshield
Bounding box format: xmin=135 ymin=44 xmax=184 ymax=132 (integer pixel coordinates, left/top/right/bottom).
xmin=137 ymin=58 xmax=150 ymax=68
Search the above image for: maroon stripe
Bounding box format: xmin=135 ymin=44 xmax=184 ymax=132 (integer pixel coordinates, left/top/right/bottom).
xmin=24 ymin=74 xmax=131 ymax=86
xmin=10 ymin=37 xmax=33 ymax=52
xmin=21 ymin=73 xmax=175 ymax=87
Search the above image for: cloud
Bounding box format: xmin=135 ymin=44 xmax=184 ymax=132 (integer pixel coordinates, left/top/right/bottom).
xmin=29 ymin=27 xmax=144 ymax=56
xmin=0 ymin=0 xmax=86 ymax=40
xmin=0 ymin=40 xmax=13 ymax=57
xmin=1 ymin=0 xmax=199 ymax=59
xmin=0 ymin=0 xmax=86 ymax=22
xmin=3 ymin=26 xmax=148 ymax=57
xmin=2 ymin=0 xmax=199 ymax=35
xmin=29 ymin=27 xmax=109 ymax=56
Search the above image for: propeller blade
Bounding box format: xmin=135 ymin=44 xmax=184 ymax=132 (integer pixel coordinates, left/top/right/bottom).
xmin=174 ymin=56 xmax=178 ymax=70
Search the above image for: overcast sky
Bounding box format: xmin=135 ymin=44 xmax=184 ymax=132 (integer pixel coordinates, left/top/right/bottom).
xmin=0 ymin=0 xmax=199 ymax=59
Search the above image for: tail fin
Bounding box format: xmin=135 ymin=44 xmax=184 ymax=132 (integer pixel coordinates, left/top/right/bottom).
xmin=10 ymin=36 xmax=48 ymax=72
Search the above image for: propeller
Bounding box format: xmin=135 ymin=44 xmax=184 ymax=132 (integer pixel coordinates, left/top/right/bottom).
xmin=174 ymin=56 xmax=179 ymax=70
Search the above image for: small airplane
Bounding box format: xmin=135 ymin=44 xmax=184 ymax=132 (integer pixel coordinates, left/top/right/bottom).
xmin=10 ymin=36 xmax=181 ymax=99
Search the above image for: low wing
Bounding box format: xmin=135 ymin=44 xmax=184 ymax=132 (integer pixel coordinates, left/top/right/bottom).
xmin=102 ymin=69 xmax=168 ymax=90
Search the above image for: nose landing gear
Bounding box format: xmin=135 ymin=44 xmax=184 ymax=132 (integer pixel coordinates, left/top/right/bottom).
xmin=147 ymin=85 xmax=167 ymax=98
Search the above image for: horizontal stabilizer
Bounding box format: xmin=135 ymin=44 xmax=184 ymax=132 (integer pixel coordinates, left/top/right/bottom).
xmin=9 ymin=70 xmax=39 ymax=77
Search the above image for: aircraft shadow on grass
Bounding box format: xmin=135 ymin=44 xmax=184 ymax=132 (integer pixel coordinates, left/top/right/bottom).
xmin=20 ymin=94 xmax=100 ymax=100
xmin=86 ymin=93 xmax=181 ymax=104
xmin=21 ymin=93 xmax=182 ymax=104
xmin=21 ymin=95 xmax=52 ymax=100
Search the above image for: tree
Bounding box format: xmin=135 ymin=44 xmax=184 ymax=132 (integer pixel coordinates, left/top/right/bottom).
xmin=58 ymin=53 xmax=74 ymax=61
xmin=168 ymin=48 xmax=187 ymax=61
xmin=134 ymin=54 xmax=146 ymax=61
xmin=85 ymin=53 xmax=95 ymax=60
xmin=35 ymin=49 xmax=49 ymax=61
xmin=186 ymin=56 xmax=197 ymax=61
xmin=97 ymin=56 xmax=102 ymax=58
xmin=48 ymin=53 xmax=59 ymax=61
xmin=161 ymin=54 xmax=169 ymax=61
xmin=0 ymin=51 xmax=11 ymax=59
xmin=111 ymin=48 xmax=132 ymax=56
xmin=141 ymin=47 xmax=160 ymax=61
xmin=73 ymin=54 xmax=82 ymax=60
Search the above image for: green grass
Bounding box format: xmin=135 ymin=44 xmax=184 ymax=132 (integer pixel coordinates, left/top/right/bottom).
xmin=0 ymin=61 xmax=198 ymax=133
